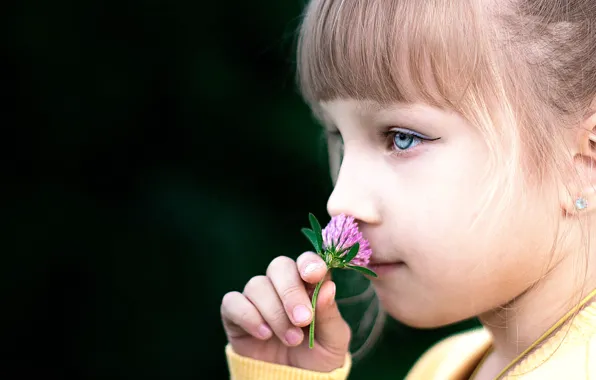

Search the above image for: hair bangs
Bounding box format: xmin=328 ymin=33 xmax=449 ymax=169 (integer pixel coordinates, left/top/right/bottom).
xmin=297 ymin=0 xmax=491 ymax=114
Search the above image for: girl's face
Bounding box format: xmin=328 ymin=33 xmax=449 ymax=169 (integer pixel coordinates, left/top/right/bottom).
xmin=321 ymin=98 xmax=562 ymax=328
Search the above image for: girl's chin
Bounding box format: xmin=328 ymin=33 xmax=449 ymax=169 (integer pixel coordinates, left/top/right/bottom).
xmin=376 ymin=292 xmax=468 ymax=329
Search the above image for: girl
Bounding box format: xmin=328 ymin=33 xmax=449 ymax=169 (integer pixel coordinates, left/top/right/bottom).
xmin=220 ymin=0 xmax=596 ymax=378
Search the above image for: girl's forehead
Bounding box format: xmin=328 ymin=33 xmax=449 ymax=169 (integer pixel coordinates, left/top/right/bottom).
xmin=318 ymin=99 xmax=446 ymax=132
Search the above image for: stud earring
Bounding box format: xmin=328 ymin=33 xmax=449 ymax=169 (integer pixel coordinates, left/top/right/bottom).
xmin=575 ymin=197 xmax=588 ymax=210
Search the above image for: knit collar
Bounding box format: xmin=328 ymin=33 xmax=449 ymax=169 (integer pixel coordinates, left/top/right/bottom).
xmin=505 ymin=295 xmax=596 ymax=377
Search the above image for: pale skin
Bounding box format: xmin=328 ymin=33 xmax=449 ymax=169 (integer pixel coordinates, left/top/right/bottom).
xmin=221 ymin=98 xmax=596 ymax=378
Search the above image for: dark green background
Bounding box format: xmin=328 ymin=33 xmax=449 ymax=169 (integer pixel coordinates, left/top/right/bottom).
xmin=4 ymin=0 xmax=478 ymax=378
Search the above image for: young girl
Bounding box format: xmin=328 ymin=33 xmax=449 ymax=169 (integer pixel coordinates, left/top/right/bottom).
xmin=220 ymin=0 xmax=596 ymax=378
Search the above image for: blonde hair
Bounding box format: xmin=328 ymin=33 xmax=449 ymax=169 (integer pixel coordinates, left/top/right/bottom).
xmin=296 ymin=0 xmax=596 ymax=362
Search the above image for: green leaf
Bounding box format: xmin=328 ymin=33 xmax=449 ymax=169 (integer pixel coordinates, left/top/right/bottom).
xmin=347 ymin=264 xmax=378 ymax=278
xmin=341 ymin=242 xmax=359 ymax=264
xmin=301 ymin=228 xmax=321 ymax=254
xmin=308 ymin=213 xmax=324 ymax=253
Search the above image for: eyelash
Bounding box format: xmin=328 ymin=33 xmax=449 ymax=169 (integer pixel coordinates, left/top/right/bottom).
xmin=327 ymin=128 xmax=440 ymax=157
xmin=381 ymin=128 xmax=440 ymax=155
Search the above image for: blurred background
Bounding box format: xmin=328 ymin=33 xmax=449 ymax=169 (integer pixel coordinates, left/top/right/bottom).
xmin=3 ymin=0 xmax=479 ymax=378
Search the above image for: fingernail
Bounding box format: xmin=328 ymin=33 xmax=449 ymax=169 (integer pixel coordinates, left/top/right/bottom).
xmin=293 ymin=305 xmax=312 ymax=324
xmin=303 ymin=262 xmax=321 ymax=275
xmin=258 ymin=324 xmax=272 ymax=339
xmin=328 ymin=282 xmax=336 ymax=306
xmin=285 ymin=328 xmax=302 ymax=346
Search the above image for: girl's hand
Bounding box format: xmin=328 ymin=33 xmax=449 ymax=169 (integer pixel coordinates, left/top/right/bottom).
xmin=221 ymin=252 xmax=351 ymax=372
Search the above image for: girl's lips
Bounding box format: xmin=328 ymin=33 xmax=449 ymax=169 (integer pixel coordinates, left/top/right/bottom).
xmin=368 ymin=261 xmax=405 ymax=275
xmin=369 ymin=259 xmax=404 ymax=266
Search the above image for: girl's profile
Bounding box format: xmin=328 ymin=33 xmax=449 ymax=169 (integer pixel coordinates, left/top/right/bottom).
xmin=220 ymin=0 xmax=596 ymax=378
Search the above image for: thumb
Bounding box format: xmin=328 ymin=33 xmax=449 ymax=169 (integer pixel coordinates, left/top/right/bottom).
xmin=312 ymin=280 xmax=351 ymax=355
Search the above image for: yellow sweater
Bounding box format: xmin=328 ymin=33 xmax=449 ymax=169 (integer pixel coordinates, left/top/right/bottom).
xmin=225 ymin=295 xmax=596 ymax=379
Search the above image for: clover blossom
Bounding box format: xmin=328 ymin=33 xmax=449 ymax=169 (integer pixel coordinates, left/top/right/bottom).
xmin=322 ymin=214 xmax=372 ymax=268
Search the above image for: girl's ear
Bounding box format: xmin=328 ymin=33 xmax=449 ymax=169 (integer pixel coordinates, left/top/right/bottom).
xmin=562 ymin=106 xmax=596 ymax=216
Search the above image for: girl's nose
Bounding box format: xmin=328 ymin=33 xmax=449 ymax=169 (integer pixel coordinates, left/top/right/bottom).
xmin=326 ymin=159 xmax=381 ymax=225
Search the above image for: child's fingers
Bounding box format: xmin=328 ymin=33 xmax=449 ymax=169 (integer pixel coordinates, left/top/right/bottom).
xmin=306 ymin=270 xmax=332 ymax=297
xmin=296 ymin=252 xmax=328 ymax=284
xmin=243 ymin=275 xmax=304 ymax=347
xmin=266 ymin=256 xmax=314 ymax=327
xmin=312 ymin=280 xmax=352 ymax=355
xmin=220 ymin=291 xmax=273 ymax=340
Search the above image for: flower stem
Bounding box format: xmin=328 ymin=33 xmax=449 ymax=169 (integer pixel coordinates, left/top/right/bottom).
xmin=308 ymin=279 xmax=324 ymax=349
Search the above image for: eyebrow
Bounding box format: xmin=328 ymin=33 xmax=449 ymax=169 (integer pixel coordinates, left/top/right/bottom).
xmin=356 ymin=101 xmax=388 ymax=115
xmin=317 ymin=101 xmax=397 ymax=132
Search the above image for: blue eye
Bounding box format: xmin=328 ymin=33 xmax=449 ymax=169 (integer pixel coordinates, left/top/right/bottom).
xmin=393 ymin=131 xmax=421 ymax=150
xmin=386 ymin=128 xmax=440 ymax=153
